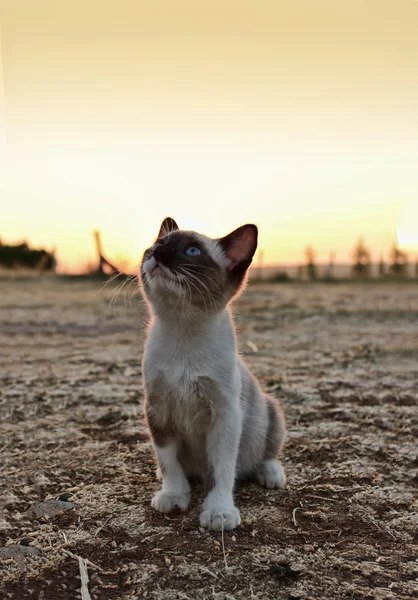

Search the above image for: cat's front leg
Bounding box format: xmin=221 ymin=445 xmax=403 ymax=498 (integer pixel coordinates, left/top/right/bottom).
xmin=145 ymin=399 xmax=190 ymax=513
xmin=200 ymin=402 xmax=242 ymax=531
xmin=151 ymin=438 xmax=191 ymax=513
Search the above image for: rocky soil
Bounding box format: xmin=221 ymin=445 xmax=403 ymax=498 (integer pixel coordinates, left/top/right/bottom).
xmin=1 ymin=278 xmax=417 ymax=599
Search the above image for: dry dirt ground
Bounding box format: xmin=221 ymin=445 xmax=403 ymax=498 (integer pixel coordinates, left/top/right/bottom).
xmin=1 ymin=278 xmax=417 ymax=600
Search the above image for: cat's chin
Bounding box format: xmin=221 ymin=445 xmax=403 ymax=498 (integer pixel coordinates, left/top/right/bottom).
xmin=146 ymin=271 xmax=184 ymax=297
xmin=150 ymin=265 xmax=170 ymax=280
xmin=143 ymin=257 xmax=177 ymax=288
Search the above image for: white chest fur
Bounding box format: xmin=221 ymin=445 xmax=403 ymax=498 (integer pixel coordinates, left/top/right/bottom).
xmin=143 ymin=311 xmax=237 ymax=388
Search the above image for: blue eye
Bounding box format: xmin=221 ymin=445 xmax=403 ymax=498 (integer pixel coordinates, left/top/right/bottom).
xmin=186 ymin=246 xmax=201 ymax=256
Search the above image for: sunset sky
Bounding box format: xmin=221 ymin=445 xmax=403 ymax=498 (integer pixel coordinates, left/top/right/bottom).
xmin=1 ymin=0 xmax=418 ymax=272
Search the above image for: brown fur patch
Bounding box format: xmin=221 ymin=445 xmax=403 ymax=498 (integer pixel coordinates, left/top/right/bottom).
xmin=202 ymin=465 xmax=216 ymax=496
xmin=144 ymin=376 xmax=175 ymax=448
xmin=144 ymin=374 xmax=220 ymax=471
xmin=264 ymin=395 xmax=287 ymax=459
xmin=144 ymin=406 xmax=174 ymax=449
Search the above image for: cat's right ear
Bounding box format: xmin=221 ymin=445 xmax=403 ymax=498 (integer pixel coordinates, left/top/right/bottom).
xmin=157 ymin=217 xmax=179 ymax=239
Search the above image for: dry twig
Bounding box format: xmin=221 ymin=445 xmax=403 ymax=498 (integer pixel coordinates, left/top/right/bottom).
xmin=221 ymin=522 xmax=228 ymax=573
xmin=78 ymin=556 xmax=92 ymax=600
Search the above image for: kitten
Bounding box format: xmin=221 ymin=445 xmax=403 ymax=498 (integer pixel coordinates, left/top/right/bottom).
xmin=140 ymin=217 xmax=286 ymax=531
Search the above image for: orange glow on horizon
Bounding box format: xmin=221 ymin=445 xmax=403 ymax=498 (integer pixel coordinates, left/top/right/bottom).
xmin=1 ymin=1 xmax=417 ymax=272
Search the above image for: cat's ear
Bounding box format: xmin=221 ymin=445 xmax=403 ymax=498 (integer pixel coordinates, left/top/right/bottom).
xmin=218 ymin=224 xmax=258 ymax=273
xmin=157 ymin=217 xmax=179 ymax=239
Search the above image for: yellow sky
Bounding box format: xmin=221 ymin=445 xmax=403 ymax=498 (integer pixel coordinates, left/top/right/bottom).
xmin=1 ymin=0 xmax=418 ymax=272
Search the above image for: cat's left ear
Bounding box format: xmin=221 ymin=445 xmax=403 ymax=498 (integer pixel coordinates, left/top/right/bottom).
xmin=218 ymin=224 xmax=258 ymax=273
xmin=157 ymin=217 xmax=179 ymax=239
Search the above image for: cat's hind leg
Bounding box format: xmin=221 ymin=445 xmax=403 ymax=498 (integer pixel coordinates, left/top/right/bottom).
xmin=254 ymin=395 xmax=287 ymax=489
xmin=254 ymin=458 xmax=286 ymax=488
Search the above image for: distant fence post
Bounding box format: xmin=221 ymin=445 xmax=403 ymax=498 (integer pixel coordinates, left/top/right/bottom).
xmin=378 ymin=254 xmax=385 ymax=277
xmin=305 ymin=246 xmax=317 ymax=281
xmin=92 ymin=230 xmax=125 ymax=277
xmin=257 ymin=250 xmax=264 ymax=281
xmin=326 ymin=251 xmax=335 ymax=279
xmin=93 ymin=230 xmax=104 ymax=274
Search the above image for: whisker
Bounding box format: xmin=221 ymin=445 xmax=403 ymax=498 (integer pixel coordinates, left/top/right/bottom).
xmin=177 ymin=267 xmax=212 ymax=315
xmin=176 ymin=269 xmax=194 ymax=316
xmin=122 ymin=275 xmax=138 ymax=306
xmin=96 ymin=270 xmax=124 ymax=295
xmin=178 ymin=268 xmax=211 ymax=312
xmin=107 ymin=275 xmax=133 ymax=315
xmin=179 ymin=265 xmax=228 ymax=304
xmin=179 ymin=267 xmax=220 ymax=308
xmin=128 ymin=276 xmax=141 ymax=305
xmin=118 ymin=276 xmax=136 ymax=309
xmin=172 ymin=272 xmax=187 ymax=316
xmin=97 ymin=261 xmax=142 ymax=314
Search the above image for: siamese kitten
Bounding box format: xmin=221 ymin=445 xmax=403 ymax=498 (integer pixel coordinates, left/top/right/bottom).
xmin=140 ymin=217 xmax=286 ymax=531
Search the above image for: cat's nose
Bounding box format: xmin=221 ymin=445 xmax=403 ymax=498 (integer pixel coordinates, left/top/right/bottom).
xmin=153 ymin=244 xmax=175 ymax=267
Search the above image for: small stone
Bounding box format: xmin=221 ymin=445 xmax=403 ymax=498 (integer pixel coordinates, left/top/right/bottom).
xmin=27 ymin=499 xmax=75 ymax=519
xmin=0 ymin=544 xmax=41 ymax=571
xmin=19 ymin=538 xmax=33 ymax=547
xmin=58 ymin=493 xmax=73 ymax=502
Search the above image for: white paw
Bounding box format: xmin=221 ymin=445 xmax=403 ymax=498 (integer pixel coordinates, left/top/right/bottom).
xmin=151 ymin=490 xmax=190 ymax=513
xmin=200 ymin=504 xmax=241 ymax=531
xmin=255 ymin=459 xmax=286 ymax=489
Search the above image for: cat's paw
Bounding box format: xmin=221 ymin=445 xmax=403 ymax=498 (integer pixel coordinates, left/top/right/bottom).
xmin=156 ymin=466 xmax=163 ymax=481
xmin=199 ymin=505 xmax=241 ymax=531
xmin=151 ymin=490 xmax=190 ymax=513
xmin=255 ymin=459 xmax=286 ymax=489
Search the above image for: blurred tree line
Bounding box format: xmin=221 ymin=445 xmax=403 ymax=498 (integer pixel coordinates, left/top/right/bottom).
xmin=0 ymin=240 xmax=56 ymax=271
xmin=351 ymin=239 xmax=409 ymax=277
xmin=300 ymin=238 xmax=412 ymax=280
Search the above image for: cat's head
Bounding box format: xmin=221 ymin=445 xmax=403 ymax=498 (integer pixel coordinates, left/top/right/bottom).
xmin=140 ymin=217 xmax=258 ymax=315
